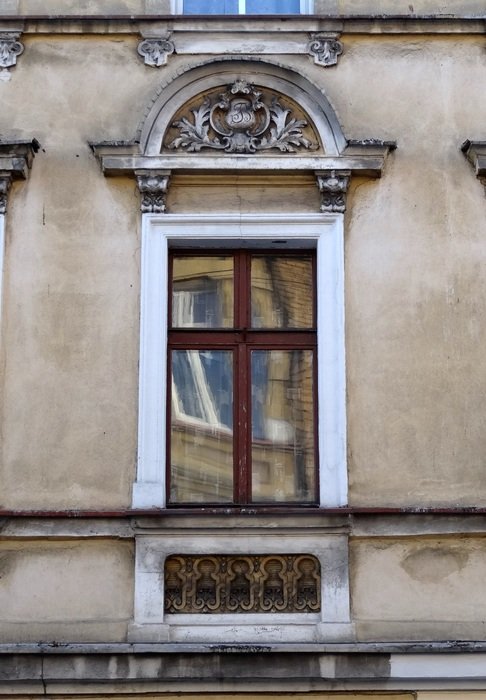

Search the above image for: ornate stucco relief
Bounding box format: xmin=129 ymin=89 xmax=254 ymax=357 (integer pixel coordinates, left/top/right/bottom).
xmin=164 ymin=80 xmax=320 ymax=155
xmin=135 ymin=170 xmax=171 ymax=213
xmin=165 ymin=553 xmax=321 ymax=614
xmin=308 ymin=35 xmax=343 ymax=67
xmin=316 ymin=170 xmax=350 ymax=212
xmin=137 ymin=38 xmax=175 ymax=67
xmin=0 ymin=32 xmax=24 ymax=79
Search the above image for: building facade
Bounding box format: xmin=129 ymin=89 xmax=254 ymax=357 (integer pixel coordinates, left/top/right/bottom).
xmin=1 ymin=0 xmax=486 ymax=697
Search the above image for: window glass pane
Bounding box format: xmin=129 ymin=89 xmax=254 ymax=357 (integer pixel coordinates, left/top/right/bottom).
xmin=251 ymin=350 xmax=315 ymax=503
xmin=246 ymin=0 xmax=300 ymax=12
xmin=172 ymin=256 xmax=234 ymax=328
xmin=251 ymin=254 xmax=313 ymax=329
xmin=170 ymin=350 xmax=234 ymax=503
xmin=183 ymin=0 xmax=238 ymax=13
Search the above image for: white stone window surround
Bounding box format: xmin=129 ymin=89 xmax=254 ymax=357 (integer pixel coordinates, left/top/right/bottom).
xmin=130 ymin=528 xmax=352 ymax=643
xmin=133 ymin=212 xmax=347 ymax=510
xmin=170 ymin=0 xmax=314 ymax=14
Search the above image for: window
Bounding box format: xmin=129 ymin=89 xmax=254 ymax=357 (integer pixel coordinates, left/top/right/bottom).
xmin=168 ymin=250 xmax=317 ymax=505
xmin=133 ymin=214 xmax=347 ymax=510
xmin=176 ymin=0 xmax=313 ymax=14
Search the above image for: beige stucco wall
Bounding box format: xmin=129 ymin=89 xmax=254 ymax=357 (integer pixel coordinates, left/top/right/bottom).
xmin=2 ymin=33 xmax=486 ymax=509
xmin=351 ymin=537 xmax=486 ymax=640
xmin=0 ymin=540 xmax=133 ymax=641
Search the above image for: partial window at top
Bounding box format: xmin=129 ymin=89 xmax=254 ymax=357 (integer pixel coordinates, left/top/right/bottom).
xmin=182 ymin=0 xmax=309 ymax=14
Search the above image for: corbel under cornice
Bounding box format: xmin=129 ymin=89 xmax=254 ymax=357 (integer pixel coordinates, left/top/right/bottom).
xmin=461 ymin=140 xmax=486 ymax=189
xmin=0 ymin=138 xmax=39 ymax=214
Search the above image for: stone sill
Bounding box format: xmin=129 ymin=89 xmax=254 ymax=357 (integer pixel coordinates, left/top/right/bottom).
xmin=0 ymin=16 xmax=486 ymax=34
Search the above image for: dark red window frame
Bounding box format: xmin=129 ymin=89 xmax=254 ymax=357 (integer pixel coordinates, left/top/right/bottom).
xmin=167 ymin=248 xmax=318 ymax=507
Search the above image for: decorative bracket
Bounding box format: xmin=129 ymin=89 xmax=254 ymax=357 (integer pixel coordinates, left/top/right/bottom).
xmin=0 ymin=32 xmax=24 ymax=72
xmin=316 ymin=170 xmax=350 ymax=213
xmin=0 ymin=175 xmax=11 ymax=215
xmin=461 ymin=140 xmax=486 ymax=194
xmin=0 ymin=139 xmax=39 ymax=214
xmin=308 ymin=35 xmax=343 ymax=67
xmin=135 ymin=170 xmax=171 ymax=213
xmin=137 ymin=38 xmax=175 ymax=68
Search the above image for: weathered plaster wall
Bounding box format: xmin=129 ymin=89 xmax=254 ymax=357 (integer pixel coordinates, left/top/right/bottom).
xmin=2 ymin=33 xmax=486 ymax=509
xmin=0 ymin=540 xmax=133 ymax=642
xmin=351 ymin=537 xmax=486 ymax=640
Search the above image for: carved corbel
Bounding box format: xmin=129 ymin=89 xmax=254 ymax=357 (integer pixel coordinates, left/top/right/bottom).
xmin=308 ymin=35 xmax=343 ymax=67
xmin=0 ymin=174 xmax=11 ymax=215
xmin=316 ymin=170 xmax=350 ymax=213
xmin=0 ymin=139 xmax=39 ymax=214
xmin=137 ymin=38 xmax=175 ymax=67
xmin=0 ymin=32 xmax=24 ymax=71
xmin=461 ymin=140 xmax=486 ymax=195
xmin=135 ymin=170 xmax=171 ymax=213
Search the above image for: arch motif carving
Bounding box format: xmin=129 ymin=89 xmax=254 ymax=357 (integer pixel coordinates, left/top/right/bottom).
xmin=91 ymin=58 xmax=395 ymax=212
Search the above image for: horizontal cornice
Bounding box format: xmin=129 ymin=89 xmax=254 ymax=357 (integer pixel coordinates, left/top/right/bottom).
xmin=0 ymin=16 xmax=485 ymax=34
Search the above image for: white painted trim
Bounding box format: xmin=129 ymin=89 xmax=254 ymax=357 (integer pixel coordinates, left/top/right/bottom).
xmin=173 ymin=0 xmax=314 ymax=13
xmin=133 ymin=213 xmax=347 ymax=509
xmin=391 ymin=654 xmax=486 ymax=679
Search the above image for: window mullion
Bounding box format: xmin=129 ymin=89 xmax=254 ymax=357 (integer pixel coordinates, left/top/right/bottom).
xmin=234 ymin=250 xmax=250 ymax=503
xmin=238 ymin=0 xmax=246 ymax=13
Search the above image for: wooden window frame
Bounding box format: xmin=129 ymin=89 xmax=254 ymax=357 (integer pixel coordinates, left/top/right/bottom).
xmin=167 ymin=249 xmax=318 ymax=506
xmin=132 ymin=213 xmax=347 ymax=510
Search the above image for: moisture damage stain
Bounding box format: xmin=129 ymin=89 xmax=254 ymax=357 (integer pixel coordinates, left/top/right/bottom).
xmin=401 ymin=544 xmax=469 ymax=583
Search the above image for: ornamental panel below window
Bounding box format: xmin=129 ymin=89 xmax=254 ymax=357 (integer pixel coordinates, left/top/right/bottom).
xmin=164 ymin=553 xmax=321 ymax=613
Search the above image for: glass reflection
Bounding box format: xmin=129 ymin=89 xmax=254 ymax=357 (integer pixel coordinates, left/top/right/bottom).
xmin=170 ymin=350 xmax=233 ymax=503
xmin=172 ymin=256 xmax=234 ymax=328
xmin=251 ymin=350 xmax=315 ymax=503
xmin=251 ymin=255 xmax=313 ymax=329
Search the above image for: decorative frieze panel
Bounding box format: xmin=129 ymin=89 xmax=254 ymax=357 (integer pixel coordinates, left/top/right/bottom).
xmin=164 ymin=80 xmax=320 ymax=155
xmin=137 ymin=38 xmax=175 ymax=67
xmin=308 ymin=35 xmax=343 ymax=67
xmin=164 ymin=553 xmax=321 ymax=614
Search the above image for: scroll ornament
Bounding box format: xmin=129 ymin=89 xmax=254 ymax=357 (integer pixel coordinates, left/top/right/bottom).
xmin=137 ymin=38 xmax=175 ymax=67
xmin=317 ymin=170 xmax=350 ymax=213
xmin=308 ymin=35 xmax=343 ymax=67
xmin=136 ymin=172 xmax=170 ymax=213
xmin=166 ymin=80 xmax=318 ymax=155
xmin=0 ymin=33 xmax=24 ymax=69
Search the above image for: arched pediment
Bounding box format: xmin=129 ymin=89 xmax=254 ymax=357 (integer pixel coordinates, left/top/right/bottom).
xmin=91 ymin=58 xmax=395 ymax=212
xmin=139 ymin=59 xmax=347 ymax=157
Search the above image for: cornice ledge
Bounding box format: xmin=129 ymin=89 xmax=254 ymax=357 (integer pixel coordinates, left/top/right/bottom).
xmin=0 ymin=138 xmax=39 ymax=213
xmin=0 ymin=138 xmax=40 ymax=178
xmin=461 ymin=139 xmax=486 ymax=183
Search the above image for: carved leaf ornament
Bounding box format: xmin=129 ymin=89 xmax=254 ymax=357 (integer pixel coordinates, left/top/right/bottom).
xmin=166 ymin=80 xmax=318 ymax=155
